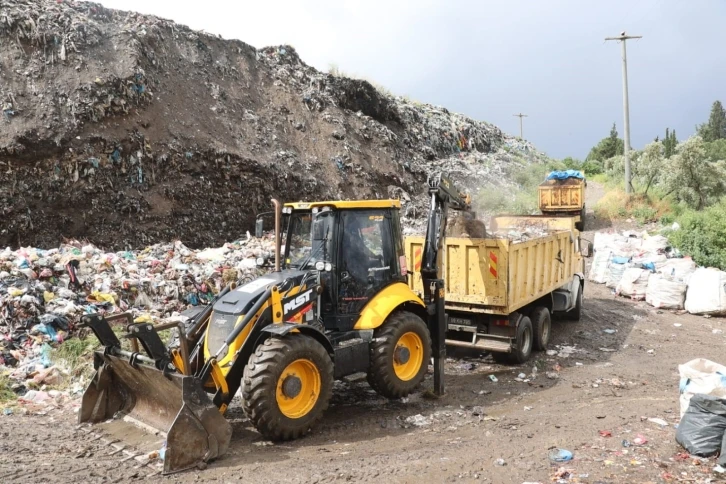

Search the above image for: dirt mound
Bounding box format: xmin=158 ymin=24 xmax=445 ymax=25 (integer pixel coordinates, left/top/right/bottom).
xmin=0 ymin=0 xmax=548 ymax=250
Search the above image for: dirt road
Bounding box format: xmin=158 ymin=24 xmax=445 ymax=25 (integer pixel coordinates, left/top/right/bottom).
xmin=1 ymin=183 xmax=721 ymax=483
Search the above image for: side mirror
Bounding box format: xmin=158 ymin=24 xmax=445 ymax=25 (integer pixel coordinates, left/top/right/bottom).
xmin=255 ymin=217 xmax=264 ymax=238
xmin=581 ymin=241 xmax=593 ymax=258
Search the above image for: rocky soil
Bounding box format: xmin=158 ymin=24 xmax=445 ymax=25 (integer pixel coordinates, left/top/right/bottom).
xmin=0 ymin=0 xmax=549 ymax=250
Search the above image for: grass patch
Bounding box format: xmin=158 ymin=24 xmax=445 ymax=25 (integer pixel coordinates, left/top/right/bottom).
xmin=594 ymin=189 xmax=672 ymax=224
xmin=0 ymin=374 xmax=16 ymax=404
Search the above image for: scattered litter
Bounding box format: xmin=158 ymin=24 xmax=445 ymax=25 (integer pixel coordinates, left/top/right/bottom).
xmin=599 ymin=430 xmax=612 ymax=437
xmin=405 ymin=414 xmax=432 ymax=427
xmin=488 ymin=375 xmax=499 ymax=383
xmin=632 ymin=435 xmax=648 ymax=446
xmin=495 ymin=458 xmax=506 ymax=466
xmin=648 ymin=417 xmax=669 ymax=427
xmin=548 ymin=448 xmax=573 ymax=462
xmin=603 ymin=329 xmax=616 ymax=334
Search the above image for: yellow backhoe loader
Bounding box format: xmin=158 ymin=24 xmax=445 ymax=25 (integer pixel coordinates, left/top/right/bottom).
xmin=79 ymin=174 xmax=469 ymax=473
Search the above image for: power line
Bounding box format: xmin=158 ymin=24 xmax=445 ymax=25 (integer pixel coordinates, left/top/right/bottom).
xmin=513 ymin=113 xmax=528 ymax=139
xmin=605 ymin=32 xmax=642 ymax=195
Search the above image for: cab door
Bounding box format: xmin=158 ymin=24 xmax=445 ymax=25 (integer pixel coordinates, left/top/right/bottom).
xmin=332 ymin=209 xmax=402 ymax=331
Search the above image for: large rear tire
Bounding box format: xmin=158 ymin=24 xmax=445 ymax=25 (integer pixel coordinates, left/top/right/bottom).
xmin=367 ymin=311 xmax=432 ymax=399
xmin=575 ymin=204 xmax=586 ymax=231
xmin=242 ymin=334 xmax=333 ymax=441
xmin=492 ymin=316 xmax=533 ymax=364
xmin=531 ymin=306 xmax=551 ymax=351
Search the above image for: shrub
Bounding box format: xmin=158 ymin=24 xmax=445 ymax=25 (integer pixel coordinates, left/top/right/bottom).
xmin=668 ymin=198 xmax=726 ymax=269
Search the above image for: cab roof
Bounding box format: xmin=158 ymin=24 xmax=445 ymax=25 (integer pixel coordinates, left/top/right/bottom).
xmin=285 ymin=200 xmax=401 ymax=210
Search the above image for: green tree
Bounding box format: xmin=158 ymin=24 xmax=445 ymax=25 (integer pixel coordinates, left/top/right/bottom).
xmin=705 ymin=139 xmax=726 ymax=162
xmin=663 ymin=128 xmax=678 ymax=158
xmin=634 ymin=140 xmax=664 ymax=196
xmin=662 ymin=136 xmax=726 ymax=209
xmin=697 ymin=100 xmax=726 ymax=142
xmin=586 ymin=123 xmax=624 ymax=162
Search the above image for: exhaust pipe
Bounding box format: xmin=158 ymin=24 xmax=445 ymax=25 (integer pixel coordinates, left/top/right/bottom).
xmin=272 ymin=198 xmax=282 ymax=272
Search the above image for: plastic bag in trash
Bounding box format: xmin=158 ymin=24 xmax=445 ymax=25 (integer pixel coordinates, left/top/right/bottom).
xmin=675 ymin=394 xmax=726 ymax=461
xmin=679 ymin=358 xmax=726 ymax=417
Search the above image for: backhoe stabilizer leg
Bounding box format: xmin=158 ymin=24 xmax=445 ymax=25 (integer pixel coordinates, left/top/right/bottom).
xmin=427 ymin=279 xmax=446 ymax=396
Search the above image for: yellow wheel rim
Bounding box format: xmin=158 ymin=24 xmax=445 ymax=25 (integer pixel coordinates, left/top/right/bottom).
xmin=276 ymin=359 xmax=321 ymax=419
xmin=393 ymin=332 xmax=424 ymax=381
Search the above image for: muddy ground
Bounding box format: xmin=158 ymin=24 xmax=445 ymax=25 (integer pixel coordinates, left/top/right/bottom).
xmin=2 ymin=183 xmax=723 ymax=483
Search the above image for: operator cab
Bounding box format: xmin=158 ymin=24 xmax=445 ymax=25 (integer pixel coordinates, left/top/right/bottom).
xmin=280 ymin=200 xmax=407 ymax=332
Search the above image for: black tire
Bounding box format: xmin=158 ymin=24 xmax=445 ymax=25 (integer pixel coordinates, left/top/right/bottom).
xmin=242 ymin=334 xmax=333 ymax=441
xmin=575 ymin=205 xmax=586 ymax=231
xmin=492 ymin=316 xmax=533 ymax=365
xmin=531 ymin=306 xmax=551 ymax=351
xmin=510 ymin=316 xmax=533 ymax=364
xmin=367 ymin=311 xmax=432 ymax=399
xmin=566 ymin=284 xmax=583 ymax=321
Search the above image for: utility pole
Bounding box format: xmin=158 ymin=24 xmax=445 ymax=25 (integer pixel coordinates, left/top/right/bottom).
xmin=605 ymin=31 xmax=642 ymax=195
xmin=513 ymin=113 xmax=528 ymax=139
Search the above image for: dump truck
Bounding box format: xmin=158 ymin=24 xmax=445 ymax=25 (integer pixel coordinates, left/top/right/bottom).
xmin=538 ymin=170 xmax=587 ymax=231
xmin=405 ymin=214 xmax=590 ymax=363
xmin=79 ymin=173 xmax=468 ymax=474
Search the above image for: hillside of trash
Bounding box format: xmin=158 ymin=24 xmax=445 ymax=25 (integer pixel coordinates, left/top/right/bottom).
xmin=0 ymin=0 xmax=549 ymax=251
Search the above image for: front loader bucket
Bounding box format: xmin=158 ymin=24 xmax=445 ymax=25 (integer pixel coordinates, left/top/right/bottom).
xmin=79 ymin=352 xmax=232 ymax=474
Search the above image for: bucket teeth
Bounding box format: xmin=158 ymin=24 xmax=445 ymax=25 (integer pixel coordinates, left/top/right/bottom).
xmin=79 ymin=351 xmax=232 ymax=474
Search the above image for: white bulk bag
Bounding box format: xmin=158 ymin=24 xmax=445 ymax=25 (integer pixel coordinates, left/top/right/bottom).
xmin=646 ymin=274 xmax=687 ymax=309
xmin=616 ymin=267 xmax=650 ymax=300
xmin=685 ymin=268 xmax=726 ymax=315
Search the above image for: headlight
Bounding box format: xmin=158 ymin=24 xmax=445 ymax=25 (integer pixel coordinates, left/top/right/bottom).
xmin=324 ymin=262 xmax=332 ymax=272
xmin=315 ymin=261 xmax=325 ymax=271
xmin=256 ymin=257 xmax=265 ymax=266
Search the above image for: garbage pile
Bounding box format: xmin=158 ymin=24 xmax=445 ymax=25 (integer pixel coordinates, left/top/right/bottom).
xmin=1 ymin=0 xmax=549 ymax=251
xmin=676 ymin=359 xmax=726 ymax=471
xmin=587 ymin=230 xmax=726 ymax=313
xmin=0 ymin=234 xmax=275 ymax=399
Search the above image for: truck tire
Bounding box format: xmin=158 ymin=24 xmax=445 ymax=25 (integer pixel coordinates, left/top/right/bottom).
xmin=367 ymin=311 xmax=432 ymax=399
xmin=531 ymin=306 xmax=551 ymax=351
xmin=575 ymin=205 xmax=586 ymax=231
xmin=566 ymin=284 xmax=583 ymax=321
xmin=242 ymin=334 xmax=333 ymax=441
xmin=492 ymin=316 xmax=533 ymax=364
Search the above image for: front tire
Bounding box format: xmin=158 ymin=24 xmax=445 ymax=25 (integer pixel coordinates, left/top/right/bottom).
xmin=242 ymin=334 xmax=333 ymax=441
xmin=367 ymin=311 xmax=432 ymax=399
xmin=566 ymin=284 xmax=583 ymax=321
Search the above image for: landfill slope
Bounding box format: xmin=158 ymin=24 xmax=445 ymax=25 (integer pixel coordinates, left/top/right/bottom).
xmin=0 ymin=0 xmax=549 ymax=250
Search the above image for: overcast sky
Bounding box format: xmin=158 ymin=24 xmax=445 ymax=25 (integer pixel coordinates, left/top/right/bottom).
xmin=98 ymin=0 xmax=726 ymax=159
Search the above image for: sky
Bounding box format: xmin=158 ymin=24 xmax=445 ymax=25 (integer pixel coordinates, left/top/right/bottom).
xmin=98 ymin=0 xmax=726 ymax=159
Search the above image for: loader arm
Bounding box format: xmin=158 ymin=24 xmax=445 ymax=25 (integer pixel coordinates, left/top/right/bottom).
xmin=420 ymin=172 xmax=471 ymax=395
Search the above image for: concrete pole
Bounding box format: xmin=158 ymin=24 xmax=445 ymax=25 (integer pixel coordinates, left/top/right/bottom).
xmin=606 ymin=32 xmax=642 ymax=195
xmin=513 ymin=113 xmax=528 ymax=139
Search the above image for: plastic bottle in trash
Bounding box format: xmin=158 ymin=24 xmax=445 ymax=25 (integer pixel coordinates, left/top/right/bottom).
xmin=40 ymin=343 xmax=52 ymax=368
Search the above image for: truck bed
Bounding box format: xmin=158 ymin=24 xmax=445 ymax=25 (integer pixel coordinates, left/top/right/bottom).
xmin=404 ymin=216 xmax=584 ymax=315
